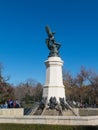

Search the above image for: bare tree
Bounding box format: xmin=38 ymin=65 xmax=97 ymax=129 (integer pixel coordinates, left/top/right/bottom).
xmin=0 ymin=63 xmax=14 ymax=102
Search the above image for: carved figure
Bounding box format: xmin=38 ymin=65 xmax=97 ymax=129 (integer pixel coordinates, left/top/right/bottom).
xmin=48 ymin=96 xmax=57 ymax=109
xmin=45 ymin=25 xmax=61 ymax=57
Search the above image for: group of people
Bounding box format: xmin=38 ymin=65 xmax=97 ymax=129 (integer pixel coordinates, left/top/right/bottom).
xmin=0 ymin=99 xmax=20 ymax=108
xmin=67 ymin=100 xmax=98 ymax=108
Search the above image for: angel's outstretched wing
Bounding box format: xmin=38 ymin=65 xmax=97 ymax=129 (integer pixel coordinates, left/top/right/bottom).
xmin=45 ymin=25 xmax=54 ymax=38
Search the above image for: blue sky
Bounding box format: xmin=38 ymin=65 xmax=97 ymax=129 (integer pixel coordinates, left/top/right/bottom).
xmin=0 ymin=0 xmax=98 ymax=85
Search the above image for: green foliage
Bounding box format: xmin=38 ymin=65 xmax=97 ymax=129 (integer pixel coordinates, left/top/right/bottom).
xmin=0 ymin=124 xmax=97 ymax=130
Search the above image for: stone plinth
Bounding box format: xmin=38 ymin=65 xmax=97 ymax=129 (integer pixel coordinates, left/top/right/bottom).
xmin=43 ymin=56 xmax=65 ymax=102
xmin=0 ymin=108 xmax=24 ymax=117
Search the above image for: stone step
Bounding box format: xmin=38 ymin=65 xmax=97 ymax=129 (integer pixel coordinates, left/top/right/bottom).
xmin=62 ymin=110 xmax=75 ymax=116
xmin=33 ymin=109 xmax=43 ymax=115
xmin=29 ymin=105 xmax=39 ymax=115
xmin=42 ymin=109 xmax=61 ymax=116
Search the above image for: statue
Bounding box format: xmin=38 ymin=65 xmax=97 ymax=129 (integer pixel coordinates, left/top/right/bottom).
xmin=45 ymin=25 xmax=61 ymax=57
xmin=48 ymin=96 xmax=57 ymax=109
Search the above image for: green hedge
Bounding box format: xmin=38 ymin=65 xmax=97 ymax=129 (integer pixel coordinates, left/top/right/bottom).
xmin=0 ymin=124 xmax=97 ymax=130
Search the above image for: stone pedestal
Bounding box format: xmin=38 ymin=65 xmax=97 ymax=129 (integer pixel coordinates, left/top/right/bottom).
xmin=43 ymin=56 xmax=66 ymax=103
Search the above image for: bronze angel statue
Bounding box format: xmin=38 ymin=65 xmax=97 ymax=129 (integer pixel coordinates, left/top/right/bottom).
xmin=45 ymin=25 xmax=61 ymax=57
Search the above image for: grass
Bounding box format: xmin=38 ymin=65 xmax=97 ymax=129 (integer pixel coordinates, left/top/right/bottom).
xmin=0 ymin=124 xmax=97 ymax=130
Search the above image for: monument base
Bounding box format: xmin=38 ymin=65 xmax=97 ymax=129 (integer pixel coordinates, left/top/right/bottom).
xmin=43 ymin=56 xmax=66 ymax=103
xmin=29 ymin=102 xmax=78 ymax=116
xmin=43 ymin=86 xmax=65 ymax=103
xmin=32 ymin=56 xmax=78 ymax=116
